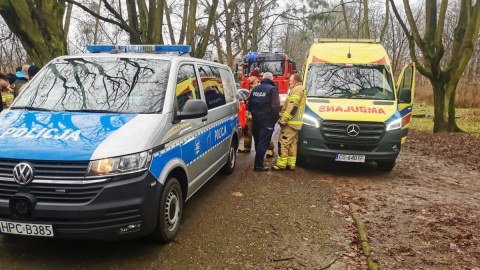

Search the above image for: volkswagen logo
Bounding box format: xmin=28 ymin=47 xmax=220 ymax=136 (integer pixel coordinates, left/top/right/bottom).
xmin=13 ymin=163 xmax=34 ymax=185
xmin=346 ymin=124 xmax=360 ymax=137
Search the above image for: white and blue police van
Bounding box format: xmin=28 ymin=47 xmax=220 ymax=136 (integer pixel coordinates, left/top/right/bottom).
xmin=0 ymin=45 xmax=240 ymax=242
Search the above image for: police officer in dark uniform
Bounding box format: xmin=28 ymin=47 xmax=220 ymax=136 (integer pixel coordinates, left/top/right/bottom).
xmin=248 ymin=72 xmax=281 ymax=172
xmin=204 ymin=86 xmax=226 ymax=109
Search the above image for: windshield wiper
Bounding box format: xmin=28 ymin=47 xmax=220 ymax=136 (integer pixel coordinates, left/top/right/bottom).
xmin=65 ymin=109 xmax=120 ymax=113
xmin=10 ymin=106 xmax=51 ymax=111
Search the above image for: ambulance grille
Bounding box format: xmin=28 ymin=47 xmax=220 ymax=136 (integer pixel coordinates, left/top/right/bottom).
xmin=321 ymin=121 xmax=385 ymax=142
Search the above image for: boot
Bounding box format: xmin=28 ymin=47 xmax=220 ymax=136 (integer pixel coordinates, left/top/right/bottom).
xmin=271 ymin=165 xmax=285 ymax=171
xmin=266 ymin=149 xmax=274 ymax=158
xmin=238 ymin=148 xmax=250 ymax=153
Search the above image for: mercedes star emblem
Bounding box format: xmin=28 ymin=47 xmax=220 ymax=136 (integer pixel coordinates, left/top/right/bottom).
xmin=347 ymin=124 xmax=360 ymax=137
xmin=13 ymin=163 xmax=34 ymax=185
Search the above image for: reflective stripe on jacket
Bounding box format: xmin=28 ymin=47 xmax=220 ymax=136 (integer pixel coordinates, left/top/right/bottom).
xmin=279 ymin=83 xmax=306 ymax=130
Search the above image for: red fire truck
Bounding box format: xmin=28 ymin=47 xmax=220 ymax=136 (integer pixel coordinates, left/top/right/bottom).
xmin=238 ymin=51 xmax=297 ymax=100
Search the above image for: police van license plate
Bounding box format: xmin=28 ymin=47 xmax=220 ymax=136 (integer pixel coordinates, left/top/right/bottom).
xmin=0 ymin=221 xmax=54 ymax=237
xmin=335 ymin=154 xmax=365 ymax=163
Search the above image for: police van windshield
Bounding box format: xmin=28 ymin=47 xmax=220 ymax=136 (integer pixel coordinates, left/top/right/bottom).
xmin=13 ymin=58 xmax=171 ymax=114
xmin=306 ymin=64 xmax=395 ymax=100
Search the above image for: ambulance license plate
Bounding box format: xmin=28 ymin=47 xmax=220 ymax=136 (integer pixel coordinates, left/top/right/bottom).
xmin=0 ymin=221 xmax=54 ymax=237
xmin=335 ymin=154 xmax=365 ymax=163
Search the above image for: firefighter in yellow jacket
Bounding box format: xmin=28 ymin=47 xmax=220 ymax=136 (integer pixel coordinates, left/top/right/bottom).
xmin=271 ymin=74 xmax=306 ymax=171
xmin=238 ymin=68 xmax=275 ymax=158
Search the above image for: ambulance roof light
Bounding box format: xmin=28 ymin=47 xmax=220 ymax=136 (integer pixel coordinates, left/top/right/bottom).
xmin=86 ymin=45 xmax=191 ymax=54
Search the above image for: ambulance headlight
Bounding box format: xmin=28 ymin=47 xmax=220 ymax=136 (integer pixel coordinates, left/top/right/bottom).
xmin=303 ymin=114 xmax=320 ymax=128
xmin=87 ymin=151 xmax=152 ymax=176
xmin=386 ymin=118 xmax=402 ymax=131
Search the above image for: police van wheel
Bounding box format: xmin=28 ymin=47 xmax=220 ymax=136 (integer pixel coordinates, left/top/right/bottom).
xmin=221 ymin=141 xmax=236 ymax=175
xmin=376 ymin=161 xmax=396 ymax=172
xmin=151 ymin=177 xmax=183 ymax=243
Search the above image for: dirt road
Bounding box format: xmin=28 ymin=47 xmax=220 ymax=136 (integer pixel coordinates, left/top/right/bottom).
xmin=0 ymin=130 xmax=479 ymax=269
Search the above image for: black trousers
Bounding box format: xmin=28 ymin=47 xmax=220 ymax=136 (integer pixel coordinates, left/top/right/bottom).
xmin=251 ymin=119 xmax=274 ymax=168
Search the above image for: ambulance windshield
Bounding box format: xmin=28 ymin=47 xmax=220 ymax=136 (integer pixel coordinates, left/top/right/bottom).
xmin=306 ymin=64 xmax=395 ymax=100
xmin=13 ymin=57 xmax=171 ymax=114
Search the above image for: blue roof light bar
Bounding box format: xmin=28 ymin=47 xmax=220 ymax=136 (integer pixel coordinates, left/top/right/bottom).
xmin=86 ymin=45 xmax=191 ymax=54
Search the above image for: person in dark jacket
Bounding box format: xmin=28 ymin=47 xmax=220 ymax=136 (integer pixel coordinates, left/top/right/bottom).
xmin=204 ymin=86 xmax=226 ymax=109
xmin=247 ymin=72 xmax=281 ymax=172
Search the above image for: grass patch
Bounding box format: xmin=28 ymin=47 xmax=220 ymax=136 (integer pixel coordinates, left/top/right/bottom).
xmin=411 ymin=104 xmax=480 ymax=138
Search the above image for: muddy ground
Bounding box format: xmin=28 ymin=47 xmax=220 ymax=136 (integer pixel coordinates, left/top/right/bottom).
xmin=171 ymin=129 xmax=480 ymax=269
xmin=1 ymin=129 xmax=479 ymax=270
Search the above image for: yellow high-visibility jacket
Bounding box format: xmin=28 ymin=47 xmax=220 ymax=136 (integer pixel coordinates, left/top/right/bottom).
xmin=279 ymin=83 xmax=306 ymax=130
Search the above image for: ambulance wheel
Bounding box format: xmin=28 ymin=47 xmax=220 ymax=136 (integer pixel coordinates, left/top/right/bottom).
xmin=151 ymin=177 xmax=183 ymax=243
xmin=376 ymin=161 xmax=396 ymax=172
xmin=221 ymin=140 xmax=236 ymax=174
xmin=296 ymin=155 xmax=307 ymax=166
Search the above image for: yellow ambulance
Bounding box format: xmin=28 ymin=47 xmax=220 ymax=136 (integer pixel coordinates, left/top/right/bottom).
xmin=298 ymin=39 xmax=415 ymax=171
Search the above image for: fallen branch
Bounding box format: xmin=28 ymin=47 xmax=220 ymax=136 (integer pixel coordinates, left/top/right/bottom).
xmin=270 ymin=257 xmax=295 ymax=262
xmin=349 ymin=203 xmax=381 ymax=270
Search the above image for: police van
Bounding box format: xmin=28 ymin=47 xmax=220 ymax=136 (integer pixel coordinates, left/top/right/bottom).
xmin=298 ymin=39 xmax=416 ymax=171
xmin=0 ymin=45 xmax=240 ymax=242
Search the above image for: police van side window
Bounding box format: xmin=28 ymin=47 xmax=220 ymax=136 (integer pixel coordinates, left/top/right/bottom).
xmin=219 ymin=68 xmax=235 ymax=103
xmin=199 ymin=65 xmax=226 ymax=110
xmin=176 ymin=64 xmax=200 ymax=111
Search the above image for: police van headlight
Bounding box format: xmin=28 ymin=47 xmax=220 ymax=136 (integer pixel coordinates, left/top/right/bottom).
xmin=87 ymin=151 xmax=152 ymax=176
xmin=386 ymin=118 xmax=402 ymax=131
xmin=303 ymin=114 xmax=320 ymax=128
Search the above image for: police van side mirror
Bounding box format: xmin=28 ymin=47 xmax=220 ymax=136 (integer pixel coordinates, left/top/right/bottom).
xmin=398 ymin=88 xmax=412 ymax=104
xmin=176 ymin=99 xmax=208 ymax=120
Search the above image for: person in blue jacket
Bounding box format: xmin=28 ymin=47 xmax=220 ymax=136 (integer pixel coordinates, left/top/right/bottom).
xmin=247 ymin=72 xmax=281 ymax=172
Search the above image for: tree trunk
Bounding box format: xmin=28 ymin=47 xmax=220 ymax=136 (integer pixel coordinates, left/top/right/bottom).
xmin=93 ymin=0 xmax=102 ymax=44
xmin=64 ymin=1 xmax=74 ymax=39
xmin=340 ymin=0 xmax=350 ymax=38
xmin=164 ymin=3 xmax=176 ymax=44
xmin=0 ymin=0 xmax=67 ymax=66
xmin=431 ymin=80 xmax=448 ymax=133
xmin=362 ymin=0 xmax=370 ymax=38
xmin=194 ymin=0 xmax=219 ymax=58
xmin=212 ymin=21 xmax=224 ymax=64
xmin=178 ymin=0 xmax=189 ymax=44
xmin=186 ymin=0 xmax=197 ymax=53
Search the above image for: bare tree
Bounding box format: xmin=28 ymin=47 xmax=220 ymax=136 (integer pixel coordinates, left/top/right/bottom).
xmin=390 ymin=0 xmax=480 ymax=133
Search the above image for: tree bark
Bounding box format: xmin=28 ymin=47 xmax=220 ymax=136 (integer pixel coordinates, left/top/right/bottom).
xmin=178 ymin=0 xmax=189 ymax=44
xmin=340 ymin=0 xmax=350 ymax=38
xmin=362 ymin=0 xmax=370 ymax=38
xmin=186 ymin=0 xmax=197 ymax=53
xmin=0 ymin=0 xmax=67 ymax=66
xmin=64 ymin=1 xmax=74 ymax=39
xmin=194 ymin=0 xmax=219 ymax=58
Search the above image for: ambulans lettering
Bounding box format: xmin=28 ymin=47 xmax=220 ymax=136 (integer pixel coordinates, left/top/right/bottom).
xmin=319 ymin=106 xmax=386 ymax=114
xmin=252 ymin=92 xmax=266 ymax=97
xmin=0 ymin=128 xmax=81 ymax=141
xmin=214 ymin=126 xmax=227 ymax=141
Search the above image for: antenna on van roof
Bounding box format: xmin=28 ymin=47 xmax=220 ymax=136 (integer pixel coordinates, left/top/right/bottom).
xmin=347 ymin=46 xmax=351 ymax=58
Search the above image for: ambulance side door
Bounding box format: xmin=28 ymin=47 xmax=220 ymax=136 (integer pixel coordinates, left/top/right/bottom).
xmin=396 ymin=62 xmax=416 ymax=144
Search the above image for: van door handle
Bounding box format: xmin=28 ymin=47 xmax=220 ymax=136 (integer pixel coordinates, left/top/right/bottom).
xmin=201 ymin=117 xmax=208 ymax=122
